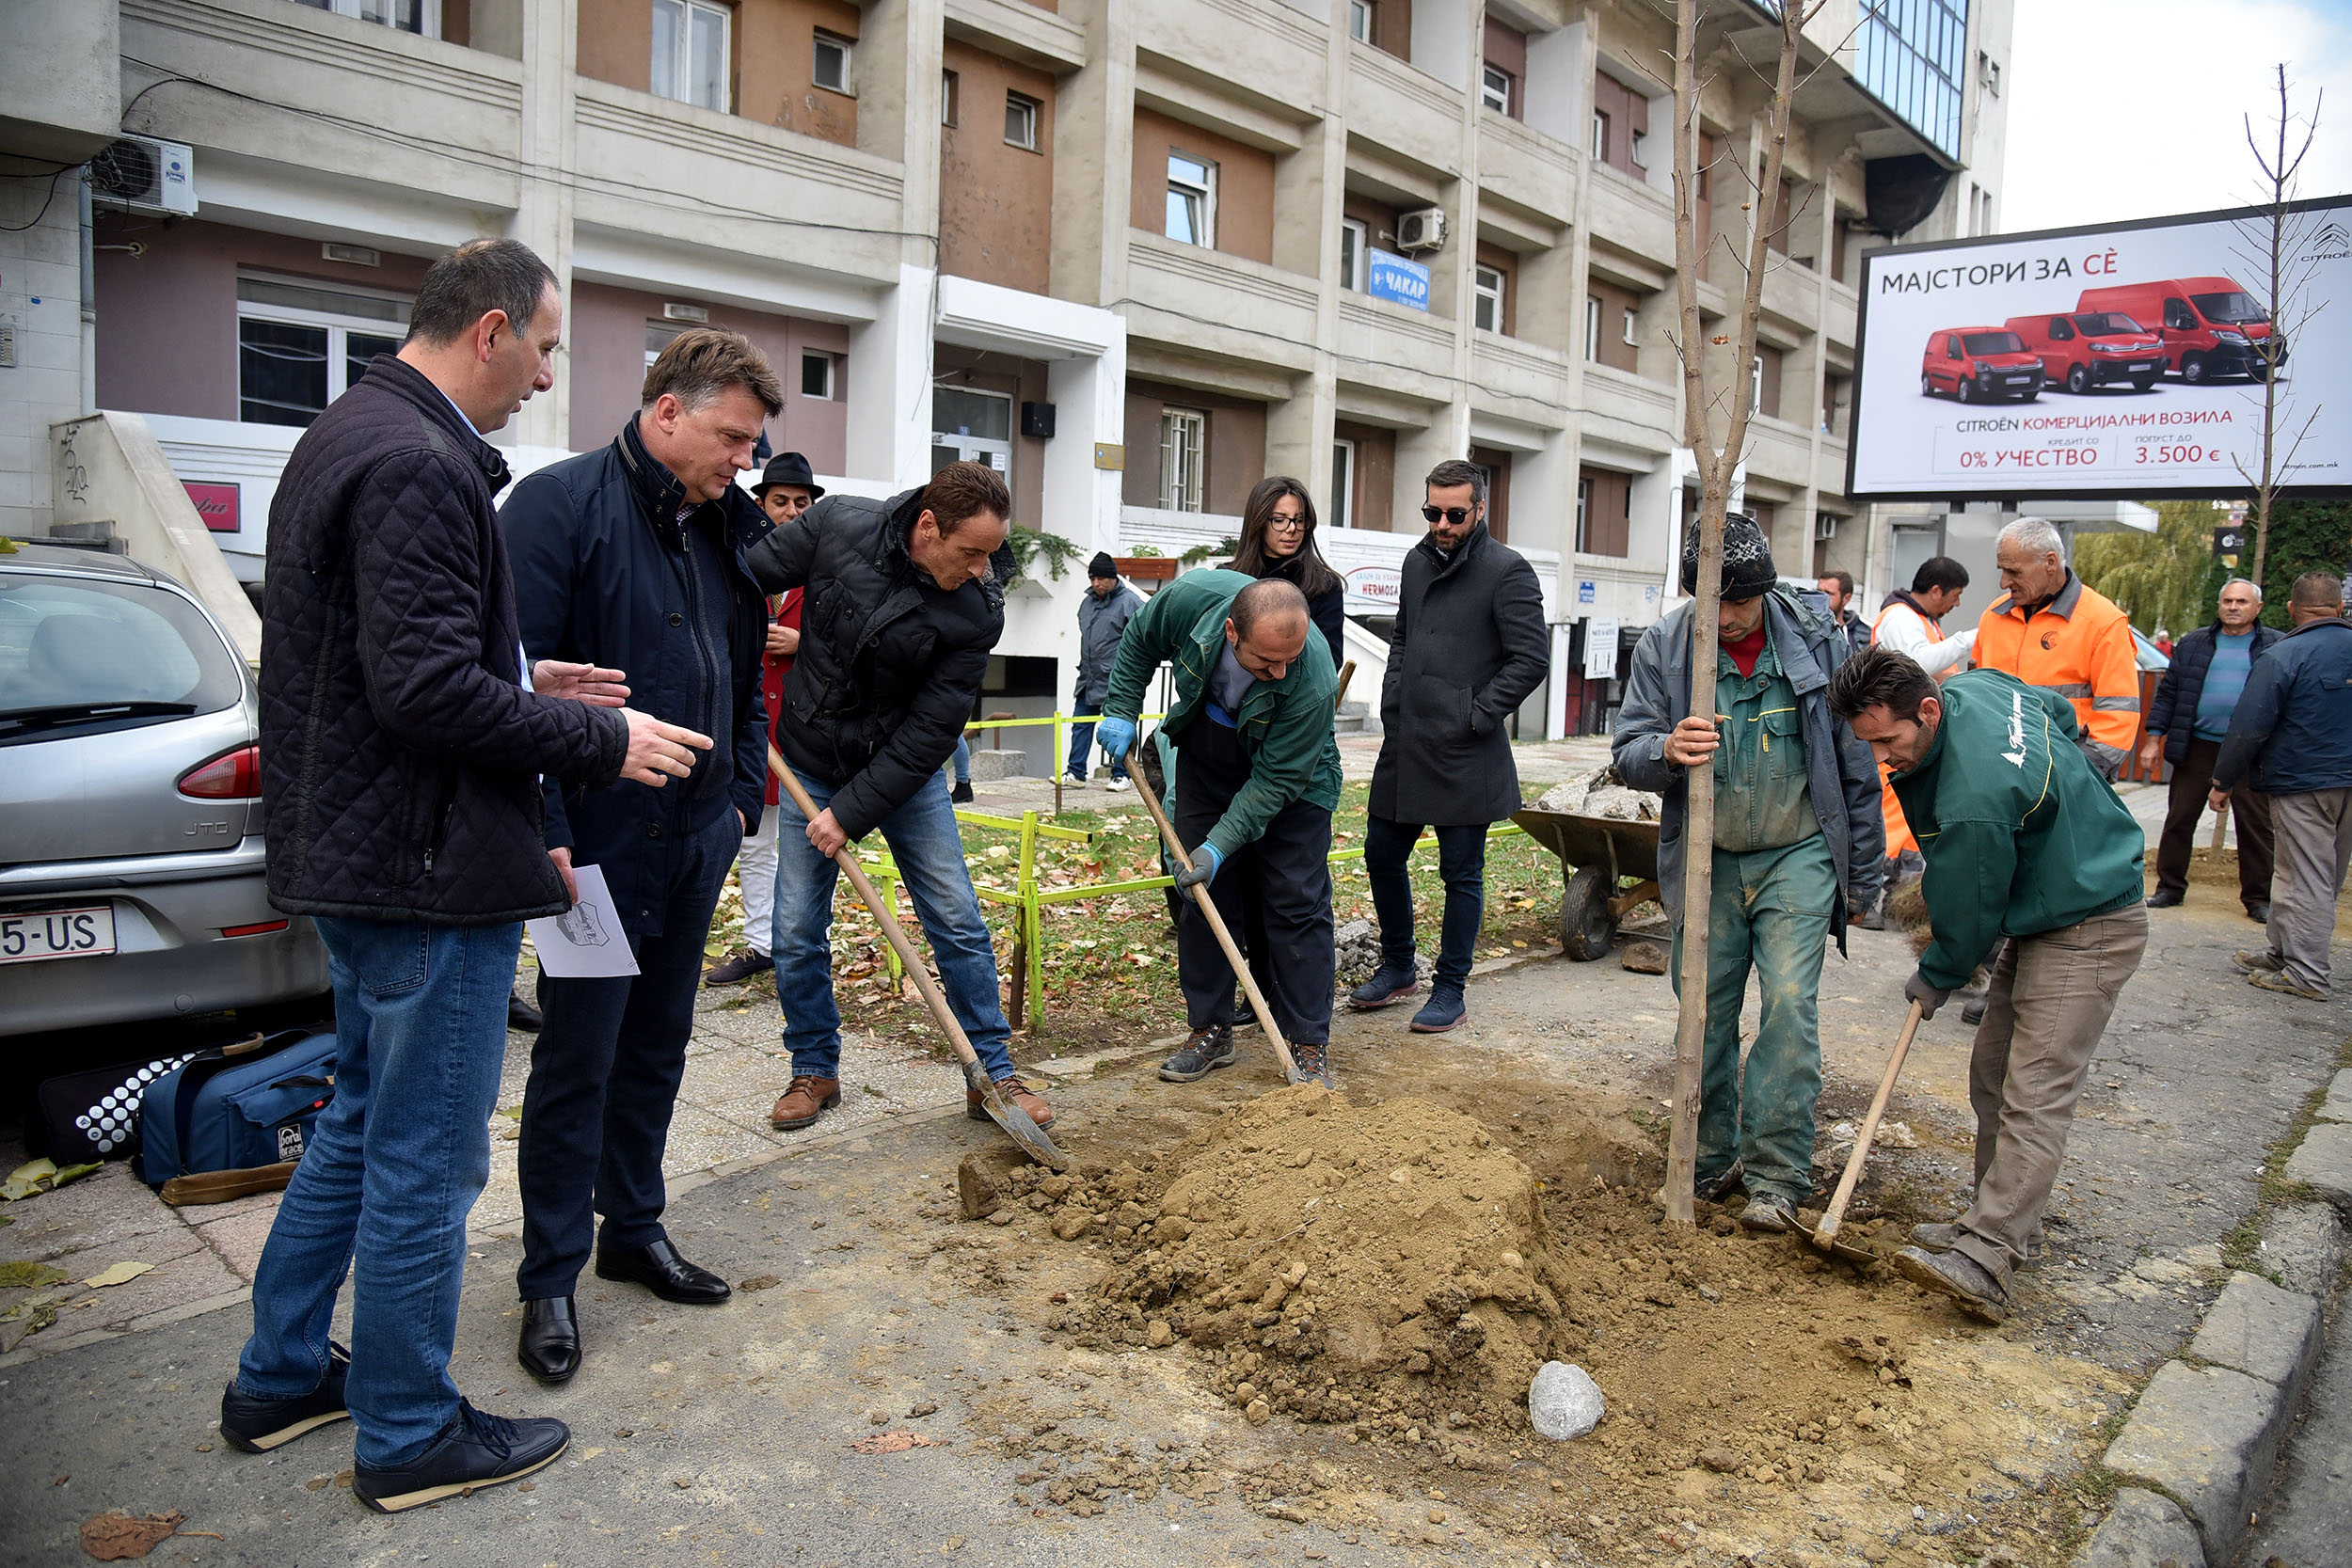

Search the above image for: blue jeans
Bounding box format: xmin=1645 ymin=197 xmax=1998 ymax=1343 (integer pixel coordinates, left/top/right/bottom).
xmin=236 ymin=916 xmax=521 ymax=1466
xmin=1364 ymin=816 xmax=1487 ymax=991
xmin=1066 ymin=700 xmax=1126 ymax=783
xmin=948 ymin=737 xmax=971 ymax=786
xmin=771 ymin=771 xmax=1014 ymax=1082
xmin=1669 ymin=835 xmax=1836 ymax=1205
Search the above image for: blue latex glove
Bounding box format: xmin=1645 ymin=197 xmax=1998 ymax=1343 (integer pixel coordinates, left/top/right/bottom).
xmin=1096 ymin=714 xmax=1138 ymax=767
xmin=1174 ymin=842 xmax=1223 ymax=892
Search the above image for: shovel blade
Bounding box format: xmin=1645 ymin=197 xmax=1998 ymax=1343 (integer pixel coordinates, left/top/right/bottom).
xmin=1803 ymin=1217 xmax=1877 ymax=1265
xmin=964 ymin=1062 xmax=1072 ymax=1171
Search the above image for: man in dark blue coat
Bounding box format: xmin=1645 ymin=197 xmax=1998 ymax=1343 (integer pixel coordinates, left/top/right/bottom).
xmin=501 ymin=330 xmax=782 ymax=1384
xmin=2141 ymin=578 xmax=2280 ymax=920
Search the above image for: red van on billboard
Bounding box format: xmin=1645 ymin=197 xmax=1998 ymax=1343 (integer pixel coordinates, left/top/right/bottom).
xmin=2074 ymin=277 xmax=2283 ymax=384
xmin=1920 ymin=326 xmax=2044 ymax=403
xmin=2002 ymin=311 xmax=2166 ymax=394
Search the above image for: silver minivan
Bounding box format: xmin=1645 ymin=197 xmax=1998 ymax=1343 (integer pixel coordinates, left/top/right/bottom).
xmin=0 ymin=544 xmax=328 ymax=1037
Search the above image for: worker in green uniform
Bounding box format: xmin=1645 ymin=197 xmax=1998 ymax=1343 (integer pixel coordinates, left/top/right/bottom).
xmin=1830 ymin=647 xmax=2149 ymax=1323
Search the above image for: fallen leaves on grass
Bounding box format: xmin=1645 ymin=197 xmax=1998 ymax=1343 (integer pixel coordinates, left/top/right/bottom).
xmin=850 ymin=1431 xmax=946 ymax=1454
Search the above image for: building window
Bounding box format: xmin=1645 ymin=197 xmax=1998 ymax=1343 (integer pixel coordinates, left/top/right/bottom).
xmin=652 ymin=0 xmax=730 ymax=112
xmin=235 ymin=275 xmax=410 ymax=428
xmin=1158 ymin=408 xmax=1206 ymax=512
xmin=1330 ymin=438 xmax=1356 ymax=531
xmin=1590 ymin=112 xmax=1609 ymax=162
xmin=1583 ymin=296 xmax=1601 ymax=362
xmin=644 ymin=322 xmax=684 ymax=368
xmin=1978 ymin=50 xmax=2001 ymax=96
xmin=1622 ymin=307 xmax=1638 ymax=347
xmin=1480 ymin=64 xmax=1513 ymax=116
xmin=1166 ymin=153 xmax=1216 ymax=247
xmin=1473 ymin=266 xmax=1505 ymax=334
xmin=1749 ymin=354 xmax=1765 ymax=414
xmin=942 ymin=70 xmax=958 ymax=126
xmin=1347 ymin=0 xmax=1372 ymax=42
xmin=1576 ymin=478 xmax=1590 ymax=547
xmin=1004 ymin=92 xmax=1040 ymax=151
xmin=1856 ymin=0 xmax=1967 ymax=159
xmin=812 ymin=28 xmax=852 ymax=95
xmin=1339 ymin=218 xmax=1368 ymax=290
xmin=294 ymin=0 xmax=440 ymax=36
xmin=932 ymin=387 xmax=1013 ymax=478
xmin=801 ymin=350 xmax=835 ymax=401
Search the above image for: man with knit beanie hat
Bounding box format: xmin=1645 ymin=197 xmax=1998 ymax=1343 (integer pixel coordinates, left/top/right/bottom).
xmin=1613 ymin=514 xmax=1883 ymax=1231
xmin=1069 ymin=552 xmax=1139 ymax=789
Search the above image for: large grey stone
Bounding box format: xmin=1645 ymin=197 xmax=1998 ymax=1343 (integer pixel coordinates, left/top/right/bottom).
xmin=2284 ymin=1121 xmax=2352 ymax=1214
xmin=2074 ymin=1488 xmax=2207 ymax=1568
xmin=2255 ymin=1203 xmax=2344 ymax=1298
xmin=2318 ymin=1068 xmax=2352 ymax=1125
xmin=1527 ymin=1361 xmax=1605 ymax=1440
xmin=2187 ymin=1271 xmax=2323 ymax=1391
xmin=2104 ymin=1360 xmax=2287 ymax=1566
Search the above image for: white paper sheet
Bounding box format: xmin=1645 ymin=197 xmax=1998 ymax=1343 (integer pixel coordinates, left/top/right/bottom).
xmin=525 ymin=863 xmax=640 ymax=978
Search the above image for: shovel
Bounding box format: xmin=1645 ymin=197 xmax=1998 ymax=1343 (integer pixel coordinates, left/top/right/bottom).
xmin=766 ymin=742 xmax=1071 ymax=1171
xmin=1119 ymin=740 xmax=1307 ymax=1085
xmin=1804 ymin=999 xmax=1925 ymax=1263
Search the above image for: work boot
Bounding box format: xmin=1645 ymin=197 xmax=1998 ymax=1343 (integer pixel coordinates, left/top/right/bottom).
xmin=2233 ymin=948 xmax=2284 ymax=974
xmin=770 ymin=1075 xmax=841 ymax=1131
xmin=352 ymin=1402 xmax=569 ymax=1514
xmin=516 ymin=1297 xmax=580 ymax=1385
xmin=1908 ymin=1222 xmax=2040 ymax=1267
xmin=1694 ymin=1161 xmax=1746 ymax=1204
xmin=1290 ymin=1040 xmax=1333 ymax=1088
xmin=704 ymin=947 xmax=773 ymax=987
xmin=2249 ymin=971 xmax=2327 ymax=1001
xmin=218 ymin=1342 xmax=351 ymax=1453
xmin=1408 ymin=987 xmax=1467 ymax=1033
xmin=1159 ymin=1025 xmax=1235 ymax=1083
xmin=968 ymin=1075 xmax=1055 ymax=1129
xmin=1348 ymin=958 xmax=1422 ymax=1010
xmin=1738 ymin=1192 xmax=1797 ymax=1233
xmin=1894 ymin=1245 xmax=2010 ymax=1323
xmin=1960 ymin=995 xmax=1988 ymax=1027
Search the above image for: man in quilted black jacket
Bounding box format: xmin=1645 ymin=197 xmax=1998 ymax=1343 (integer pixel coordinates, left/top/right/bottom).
xmin=228 ymin=239 xmax=712 ymax=1514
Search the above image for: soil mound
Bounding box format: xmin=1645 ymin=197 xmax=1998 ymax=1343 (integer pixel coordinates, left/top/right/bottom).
xmin=1082 ymin=1084 xmax=1581 ymax=1427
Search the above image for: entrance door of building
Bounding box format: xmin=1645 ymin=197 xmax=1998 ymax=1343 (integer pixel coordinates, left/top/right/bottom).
xmin=931 ymin=388 xmax=1013 ymax=479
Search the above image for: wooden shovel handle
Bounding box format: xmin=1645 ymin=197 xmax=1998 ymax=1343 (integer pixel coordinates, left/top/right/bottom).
xmin=1815 ymin=1000 xmax=1925 ymax=1248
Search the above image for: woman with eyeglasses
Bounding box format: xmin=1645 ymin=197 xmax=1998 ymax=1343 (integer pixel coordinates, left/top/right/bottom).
xmin=1231 ymin=476 xmax=1346 ymax=670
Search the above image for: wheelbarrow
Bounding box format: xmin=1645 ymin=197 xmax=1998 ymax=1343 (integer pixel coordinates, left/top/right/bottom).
xmin=1508 ymin=808 xmax=1663 ymax=961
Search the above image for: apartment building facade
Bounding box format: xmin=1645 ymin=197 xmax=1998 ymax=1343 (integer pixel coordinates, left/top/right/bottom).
xmin=3 ymin=0 xmax=2009 ymax=741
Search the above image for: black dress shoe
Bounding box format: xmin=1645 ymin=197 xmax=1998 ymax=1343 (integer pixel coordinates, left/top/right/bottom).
xmin=353 ymin=1401 xmax=568 ymax=1513
xmin=508 ymin=991 xmax=544 ymax=1032
xmin=517 ymin=1296 xmax=580 ymax=1384
xmin=2144 ymin=889 xmax=2184 ymax=909
xmin=594 ymin=1239 xmax=731 ymax=1305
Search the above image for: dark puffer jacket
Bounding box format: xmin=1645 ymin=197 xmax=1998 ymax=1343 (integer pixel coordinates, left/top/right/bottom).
xmin=744 ymin=487 xmax=1012 ymax=839
xmin=2144 ymin=620 xmax=2283 ymax=765
xmin=261 ymin=356 xmax=628 ymax=924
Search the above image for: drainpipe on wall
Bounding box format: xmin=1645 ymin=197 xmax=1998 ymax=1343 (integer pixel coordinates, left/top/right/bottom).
xmin=78 ymin=172 xmax=95 ymax=417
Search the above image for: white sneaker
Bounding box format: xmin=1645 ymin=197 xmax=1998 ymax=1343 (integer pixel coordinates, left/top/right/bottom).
xmin=1062 ymin=772 xmax=1086 ymax=787
xmin=1105 ymin=776 xmax=1132 ymax=792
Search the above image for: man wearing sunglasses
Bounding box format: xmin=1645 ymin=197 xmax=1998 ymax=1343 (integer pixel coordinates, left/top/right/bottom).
xmin=1351 ymin=460 xmax=1549 ymax=1033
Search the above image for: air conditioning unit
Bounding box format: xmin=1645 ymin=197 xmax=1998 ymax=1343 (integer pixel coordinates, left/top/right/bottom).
xmin=89 ymin=136 xmax=197 ymax=217
xmin=1814 ymin=513 xmax=1840 ymax=541
xmin=1394 ymin=206 xmax=1448 ymax=253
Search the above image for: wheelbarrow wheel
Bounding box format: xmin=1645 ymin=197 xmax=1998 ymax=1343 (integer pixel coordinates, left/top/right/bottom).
xmin=1559 ymin=864 xmax=1617 ymax=961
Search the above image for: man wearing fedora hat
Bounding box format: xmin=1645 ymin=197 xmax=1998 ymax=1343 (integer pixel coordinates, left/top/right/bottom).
xmin=708 ymin=452 xmax=824 ymax=987
xmin=1067 ymin=552 xmax=1140 ymax=791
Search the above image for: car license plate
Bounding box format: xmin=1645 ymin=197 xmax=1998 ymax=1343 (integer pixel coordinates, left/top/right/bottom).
xmin=2007 ymin=375 xmax=2032 ymax=385
xmin=0 ymin=905 xmax=117 ymax=964
xmin=2129 ymin=361 xmax=2153 ymax=372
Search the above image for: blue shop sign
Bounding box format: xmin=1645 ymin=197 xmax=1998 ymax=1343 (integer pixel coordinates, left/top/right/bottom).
xmin=1367 ymin=250 xmax=1430 ymax=311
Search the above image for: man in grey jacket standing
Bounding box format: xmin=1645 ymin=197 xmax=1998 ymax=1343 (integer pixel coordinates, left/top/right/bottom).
xmin=1349 ymin=459 xmax=1549 ymax=1033
xmin=1067 ymin=551 xmax=1139 ymax=790
xmin=1612 ymin=514 xmax=1883 ymax=1231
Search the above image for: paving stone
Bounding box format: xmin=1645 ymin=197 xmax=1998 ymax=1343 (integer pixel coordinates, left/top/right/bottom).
xmin=2255 ymin=1203 xmax=2344 ymax=1298
xmin=2104 ymin=1360 xmax=2284 ymax=1567
xmin=2283 ymin=1121 xmax=2352 ymax=1214
xmin=2318 ymin=1068 xmax=2352 ymax=1124
xmin=2074 ymin=1487 xmax=2206 ymax=1568
xmin=2186 ymin=1271 xmax=2322 ymax=1391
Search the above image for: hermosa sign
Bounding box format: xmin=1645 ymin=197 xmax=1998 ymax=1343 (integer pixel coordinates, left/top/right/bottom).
xmin=1367 ymin=250 xmax=1431 ymax=311
xmin=1344 ymin=564 xmax=1401 ymax=612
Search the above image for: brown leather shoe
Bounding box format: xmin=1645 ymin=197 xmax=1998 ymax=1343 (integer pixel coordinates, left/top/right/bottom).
xmin=770 ymin=1076 xmax=841 ymax=1130
xmin=967 ymin=1076 xmax=1055 ymax=1130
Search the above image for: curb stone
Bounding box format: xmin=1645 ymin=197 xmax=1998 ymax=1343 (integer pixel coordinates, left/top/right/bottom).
xmin=2280 ymin=1069 xmax=2352 ymax=1213
xmin=2075 ymin=1488 xmax=2205 ymax=1568
xmin=2253 ymin=1202 xmax=2344 ymax=1296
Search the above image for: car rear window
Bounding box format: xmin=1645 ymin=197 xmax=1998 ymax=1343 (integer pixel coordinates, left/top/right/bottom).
xmin=0 ymin=572 xmax=245 ymax=741
xmin=1961 ymin=331 xmax=2026 ymax=356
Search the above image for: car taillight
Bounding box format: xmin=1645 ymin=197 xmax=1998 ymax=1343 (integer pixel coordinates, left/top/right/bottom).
xmin=180 ymin=744 xmax=262 ymax=800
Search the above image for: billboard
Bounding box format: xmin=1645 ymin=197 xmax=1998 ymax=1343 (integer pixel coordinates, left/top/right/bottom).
xmin=1848 ymin=197 xmax=2352 ymax=499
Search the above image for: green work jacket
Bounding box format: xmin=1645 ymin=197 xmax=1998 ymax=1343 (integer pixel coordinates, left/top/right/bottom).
xmin=1712 ymin=632 xmax=1820 ymax=853
xmin=1892 ymin=670 xmax=2147 ymax=991
xmin=1104 ymin=568 xmax=1343 ymax=860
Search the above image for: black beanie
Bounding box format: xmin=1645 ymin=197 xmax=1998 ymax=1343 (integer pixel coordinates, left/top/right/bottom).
xmin=1680 ymin=511 xmax=1777 ymax=600
xmin=1088 ymin=551 xmax=1118 ymax=579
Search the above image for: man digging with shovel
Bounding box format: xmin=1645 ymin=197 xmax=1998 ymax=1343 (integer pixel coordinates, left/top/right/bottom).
xmin=1830 ymin=647 xmax=2147 ymax=1323
xmin=1094 ymin=573 xmax=1344 ymax=1085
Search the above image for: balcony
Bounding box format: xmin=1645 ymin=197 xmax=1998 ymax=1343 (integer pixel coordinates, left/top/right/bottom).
xmin=1476 ymin=114 xmax=1575 ymax=230
xmin=1337 ymin=294 xmax=1457 ymax=391
xmin=1126 ymin=233 xmax=1320 ymax=374
xmin=1741 ymin=417 xmax=1817 ymax=488
xmin=1579 ymin=363 xmax=1678 ymax=456
xmin=1135 ymin=0 xmax=1327 ymax=114
xmin=1585 ymin=164 xmax=1676 ymax=277
xmin=1345 ymin=41 xmax=1466 ymax=178
xmin=1471 ymin=334 xmax=1568 ymax=412
xmin=1759 ymin=259 xmax=1825 ymax=336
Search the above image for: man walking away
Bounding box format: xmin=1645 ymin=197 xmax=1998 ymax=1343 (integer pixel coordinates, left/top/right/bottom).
xmin=1351 ymin=459 xmax=1549 ymax=1032
xmin=1833 ymin=649 xmax=2148 ymax=1323
xmin=707 ymin=451 xmax=823 ymax=986
xmin=1973 ymin=517 xmax=2141 ymax=781
xmin=750 ymin=462 xmax=1054 ymax=1133
xmin=502 ymin=330 xmax=783 ymax=1384
xmin=2213 ymin=572 xmax=2352 ymax=1001
xmin=1096 ymin=574 xmax=1344 ymax=1085
xmin=1817 ymin=570 xmax=1870 ymax=657
xmin=1068 ymin=551 xmax=1139 ymax=790
xmin=2143 ymin=578 xmax=2279 ymax=922
xmin=1870 ymin=556 xmax=1977 ymax=887
xmin=235 ymin=239 xmax=711 ymax=1512
xmin=1613 ymin=515 xmax=1883 ymax=1232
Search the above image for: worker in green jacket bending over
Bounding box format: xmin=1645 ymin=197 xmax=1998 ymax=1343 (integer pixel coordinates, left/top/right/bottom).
xmin=1095 ymin=572 xmax=1343 ymax=1085
xmin=1830 ymin=648 xmax=2148 ymax=1323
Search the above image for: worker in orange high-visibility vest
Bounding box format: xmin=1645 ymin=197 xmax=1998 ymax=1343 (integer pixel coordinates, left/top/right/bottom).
xmin=1871 ymin=555 xmax=1979 ymax=874
xmin=1974 ymin=517 xmax=2142 ymax=782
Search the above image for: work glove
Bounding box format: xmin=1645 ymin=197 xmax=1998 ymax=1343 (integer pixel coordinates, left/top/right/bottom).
xmin=1903 ymin=971 xmax=1950 ymax=1022
xmin=1095 ymin=714 xmax=1138 ymax=767
xmin=1173 ymin=842 xmax=1223 ymax=892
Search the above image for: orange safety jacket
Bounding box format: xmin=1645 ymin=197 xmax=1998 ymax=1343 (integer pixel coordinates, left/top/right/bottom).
xmin=1974 ymin=571 xmax=2141 ymax=779
xmin=1868 ymin=598 xmax=1948 ymax=859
